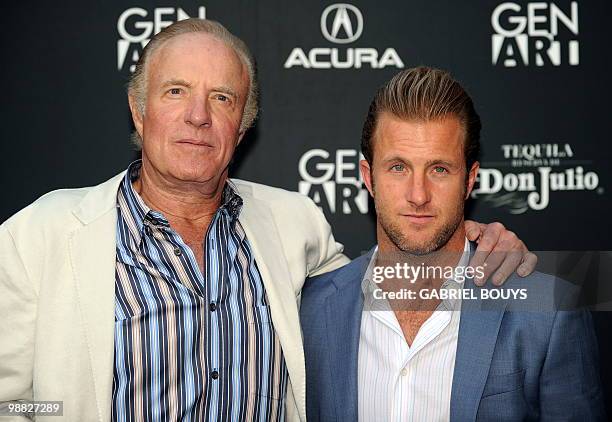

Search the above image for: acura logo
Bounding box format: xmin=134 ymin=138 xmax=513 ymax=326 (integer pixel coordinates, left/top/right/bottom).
xmin=320 ymin=3 xmax=363 ymax=44
xmin=284 ymin=2 xmax=404 ymax=69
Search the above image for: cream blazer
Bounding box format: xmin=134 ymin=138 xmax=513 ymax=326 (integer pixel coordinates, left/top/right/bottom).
xmin=0 ymin=171 xmax=349 ymax=422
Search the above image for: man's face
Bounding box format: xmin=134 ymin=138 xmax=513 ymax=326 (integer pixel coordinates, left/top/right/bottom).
xmin=360 ymin=113 xmax=479 ymax=255
xmin=130 ymin=32 xmax=249 ymax=186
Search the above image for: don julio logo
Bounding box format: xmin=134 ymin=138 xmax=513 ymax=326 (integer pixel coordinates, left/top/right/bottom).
xmin=284 ymin=3 xmax=404 ymax=69
xmin=472 ymin=143 xmax=602 ymax=213
xmin=491 ymin=2 xmax=579 ymax=67
xmin=117 ymin=6 xmax=206 ymax=72
xmin=298 ymin=149 xmax=369 ymax=215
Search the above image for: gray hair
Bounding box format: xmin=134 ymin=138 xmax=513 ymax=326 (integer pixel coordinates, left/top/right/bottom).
xmin=128 ymin=18 xmax=258 ymax=148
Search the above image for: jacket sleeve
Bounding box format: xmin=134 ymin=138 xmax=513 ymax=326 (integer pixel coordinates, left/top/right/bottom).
xmin=539 ymin=309 xmax=606 ymax=421
xmin=0 ymin=223 xmax=36 ymax=421
xmin=300 ymin=196 xmax=350 ymax=277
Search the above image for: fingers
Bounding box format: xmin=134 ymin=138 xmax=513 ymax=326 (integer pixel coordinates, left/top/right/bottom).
xmin=464 ymin=220 xmax=482 ymax=241
xmin=468 ymin=221 xmax=541 ymax=286
xmin=478 ymin=222 xmax=506 ymax=252
xmin=468 ymin=251 xmax=488 ymax=285
xmin=490 ymin=250 xmax=524 ymax=286
xmin=486 ymin=228 xmax=524 ymax=285
xmin=476 ymin=251 xmax=505 ymax=286
xmin=517 ymin=252 xmax=538 ymax=277
xmin=468 ymin=222 xmax=505 ymax=285
xmin=466 ymin=221 xmax=537 ymax=286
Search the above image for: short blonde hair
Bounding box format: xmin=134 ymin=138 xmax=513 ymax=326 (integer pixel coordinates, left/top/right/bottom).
xmin=128 ymin=18 xmax=258 ymax=148
xmin=361 ymin=66 xmax=481 ymax=169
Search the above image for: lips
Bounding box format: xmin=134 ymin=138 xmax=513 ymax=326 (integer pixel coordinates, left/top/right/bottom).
xmin=403 ymin=214 xmax=435 ymax=224
xmin=176 ymin=138 xmax=214 ymax=147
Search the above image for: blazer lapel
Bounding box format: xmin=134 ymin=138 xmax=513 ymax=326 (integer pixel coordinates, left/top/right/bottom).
xmin=69 ymin=171 xmax=125 ymax=422
xmin=238 ymin=193 xmax=306 ymax=420
xmin=450 ymin=275 xmax=507 ymax=421
xmin=325 ymin=252 xmax=372 ymax=421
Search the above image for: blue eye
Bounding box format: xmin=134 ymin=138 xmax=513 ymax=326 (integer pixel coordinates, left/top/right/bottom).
xmin=391 ymin=164 xmax=404 ymax=171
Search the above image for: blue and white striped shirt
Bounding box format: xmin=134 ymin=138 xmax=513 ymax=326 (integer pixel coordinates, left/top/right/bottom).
xmin=112 ymin=161 xmax=287 ymax=421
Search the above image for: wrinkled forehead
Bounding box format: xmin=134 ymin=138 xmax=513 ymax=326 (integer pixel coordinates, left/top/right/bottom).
xmin=147 ymin=32 xmax=248 ymax=89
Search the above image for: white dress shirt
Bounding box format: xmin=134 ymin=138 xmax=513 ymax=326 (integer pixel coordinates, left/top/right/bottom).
xmin=358 ymin=239 xmax=469 ymax=422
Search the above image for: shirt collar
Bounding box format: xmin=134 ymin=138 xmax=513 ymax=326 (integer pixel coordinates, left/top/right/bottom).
xmin=362 ymin=238 xmax=470 ymax=312
xmin=117 ymin=160 xmax=244 ymax=243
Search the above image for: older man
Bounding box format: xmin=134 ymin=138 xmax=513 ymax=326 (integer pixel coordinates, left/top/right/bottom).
xmin=0 ymin=20 xmax=534 ymax=422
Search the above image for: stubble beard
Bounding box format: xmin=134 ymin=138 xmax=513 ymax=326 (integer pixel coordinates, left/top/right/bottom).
xmin=374 ymin=185 xmax=466 ymax=256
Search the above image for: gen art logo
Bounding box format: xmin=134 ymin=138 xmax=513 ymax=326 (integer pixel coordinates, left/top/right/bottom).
xmin=298 ymin=148 xmax=369 ymax=215
xmin=491 ymin=2 xmax=579 ymax=67
xmin=117 ymin=6 xmax=206 ymax=73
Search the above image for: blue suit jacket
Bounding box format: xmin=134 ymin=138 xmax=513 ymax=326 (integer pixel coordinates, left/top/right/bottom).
xmin=299 ymin=245 xmax=605 ymax=421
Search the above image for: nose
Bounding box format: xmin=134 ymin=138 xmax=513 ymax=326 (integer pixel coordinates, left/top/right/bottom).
xmin=405 ymin=172 xmax=431 ymax=208
xmin=185 ymin=94 xmax=212 ymax=128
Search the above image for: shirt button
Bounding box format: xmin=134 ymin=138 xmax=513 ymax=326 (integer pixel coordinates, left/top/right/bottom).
xmin=144 ymin=226 xmax=152 ymax=236
xmin=401 ymin=368 xmax=408 ymax=377
xmin=209 ymin=302 xmax=217 ymax=312
xmin=211 ymin=370 xmax=219 ymax=380
xmin=173 ymin=248 xmax=182 ymax=256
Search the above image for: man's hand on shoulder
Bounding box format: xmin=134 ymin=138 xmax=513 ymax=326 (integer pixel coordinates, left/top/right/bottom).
xmin=465 ymin=220 xmax=538 ymax=286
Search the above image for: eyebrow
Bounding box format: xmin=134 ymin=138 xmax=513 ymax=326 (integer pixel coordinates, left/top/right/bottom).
xmin=211 ymin=86 xmax=239 ymax=99
xmin=382 ymin=156 xmax=458 ymax=168
xmin=424 ymin=159 xmax=457 ymax=168
xmin=161 ymin=79 xmax=192 ymax=88
xmin=160 ymin=80 xmax=239 ymax=99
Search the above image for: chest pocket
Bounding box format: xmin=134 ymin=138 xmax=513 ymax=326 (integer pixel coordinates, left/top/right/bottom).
xmin=482 ymin=369 xmax=525 ymax=397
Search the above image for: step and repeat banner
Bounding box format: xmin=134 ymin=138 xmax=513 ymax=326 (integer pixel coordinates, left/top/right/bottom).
xmin=1 ymin=0 xmax=611 ymax=411
xmin=2 ymin=1 xmax=610 ymax=257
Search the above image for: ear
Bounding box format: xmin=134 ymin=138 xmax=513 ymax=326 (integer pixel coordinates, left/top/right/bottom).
xmin=128 ymin=95 xmax=144 ymax=138
xmin=465 ymin=161 xmax=480 ymax=199
xmin=360 ymin=159 xmax=374 ymax=197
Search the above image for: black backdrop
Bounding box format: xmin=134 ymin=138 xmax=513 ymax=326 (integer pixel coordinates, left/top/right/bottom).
xmin=2 ymin=0 xmax=611 ymax=414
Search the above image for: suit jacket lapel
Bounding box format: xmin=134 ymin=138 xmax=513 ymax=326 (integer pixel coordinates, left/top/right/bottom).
xmin=238 ymin=192 xmax=306 ymax=420
xmin=450 ymin=250 xmax=507 ymax=422
xmin=325 ymin=252 xmax=372 ymax=421
xmin=69 ymin=171 xmax=125 ymax=422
